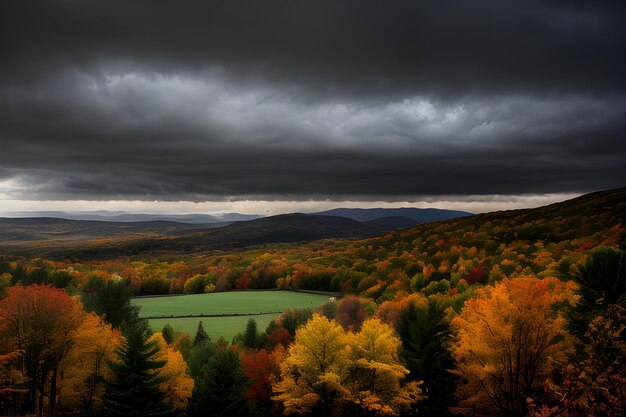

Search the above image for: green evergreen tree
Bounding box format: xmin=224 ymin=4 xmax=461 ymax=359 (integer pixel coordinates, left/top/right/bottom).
xmin=161 ymin=324 xmax=175 ymax=344
xmin=194 ymin=321 xmax=209 ymax=346
xmin=397 ymin=298 xmax=457 ymax=416
xmin=243 ymin=318 xmax=258 ymax=349
xmin=569 ymin=247 xmax=626 ymax=337
xmin=187 ymin=340 xmax=215 ymax=380
xmin=189 ymin=338 xmax=250 ymax=417
xmin=83 ymin=279 xmax=138 ymax=328
xmin=103 ymin=315 xmax=170 ymax=417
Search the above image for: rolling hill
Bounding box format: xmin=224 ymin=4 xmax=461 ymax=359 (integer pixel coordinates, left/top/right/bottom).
xmin=2 ymin=189 xmax=623 ymax=260
xmin=0 ymin=213 xmax=390 ymax=258
xmin=313 ymin=207 xmax=471 ymax=224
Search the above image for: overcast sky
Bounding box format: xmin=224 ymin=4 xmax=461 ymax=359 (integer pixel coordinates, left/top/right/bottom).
xmin=1 ymin=0 xmax=624 ymax=215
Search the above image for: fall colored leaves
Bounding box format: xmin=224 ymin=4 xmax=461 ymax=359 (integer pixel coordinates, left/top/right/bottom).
xmin=450 ymin=277 xmax=578 ymax=417
xmin=0 ymin=285 xmax=120 ymax=417
xmin=0 ymin=285 xmax=193 ymax=417
xmin=273 ymin=314 xmax=421 ymax=417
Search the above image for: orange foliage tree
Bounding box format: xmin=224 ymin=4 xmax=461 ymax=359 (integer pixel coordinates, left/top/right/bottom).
xmin=0 ymin=284 xmax=86 ymax=417
xmin=450 ymin=276 xmax=578 ymax=417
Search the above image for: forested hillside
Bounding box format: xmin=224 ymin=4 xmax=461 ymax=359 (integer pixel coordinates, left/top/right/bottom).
xmin=5 ymin=188 xmax=618 ymax=298
xmin=1 ymin=188 xmax=624 ymax=417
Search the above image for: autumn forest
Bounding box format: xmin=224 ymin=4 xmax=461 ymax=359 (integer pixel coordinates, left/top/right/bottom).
xmin=0 ymin=188 xmax=624 ymax=417
xmin=2 ymin=0 xmax=626 ymax=415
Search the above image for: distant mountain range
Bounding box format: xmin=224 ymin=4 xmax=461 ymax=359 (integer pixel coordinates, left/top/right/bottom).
xmin=1 ymin=211 xmax=260 ymax=224
xmin=2 ymin=207 xmax=471 ymax=226
xmin=0 ymin=207 xmax=473 ymax=258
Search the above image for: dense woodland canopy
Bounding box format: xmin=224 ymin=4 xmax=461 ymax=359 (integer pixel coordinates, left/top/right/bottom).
xmin=0 ymin=188 xmax=625 ymax=417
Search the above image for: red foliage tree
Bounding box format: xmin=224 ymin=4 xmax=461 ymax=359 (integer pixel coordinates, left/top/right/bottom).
xmin=463 ymin=266 xmax=485 ymax=285
xmin=240 ymin=349 xmax=280 ymax=404
xmin=267 ymin=328 xmax=292 ymax=350
xmin=0 ymin=284 xmax=86 ymax=417
xmin=235 ymin=272 xmax=253 ymax=290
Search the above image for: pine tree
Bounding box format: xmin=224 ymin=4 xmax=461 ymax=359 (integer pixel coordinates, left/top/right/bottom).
xmin=189 ymin=338 xmax=250 ymax=417
xmin=243 ymin=318 xmax=258 ymax=349
xmin=161 ymin=324 xmax=175 ymax=345
xmin=569 ymin=247 xmax=626 ymax=338
xmin=103 ymin=316 xmax=171 ymax=417
xmin=194 ymin=321 xmax=209 ymax=346
xmin=397 ymin=298 xmax=457 ymax=416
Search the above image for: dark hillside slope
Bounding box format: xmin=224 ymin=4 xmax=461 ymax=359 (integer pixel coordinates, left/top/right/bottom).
xmin=117 ymin=213 xmax=389 ymax=254
xmin=314 ymin=207 xmax=471 ymax=223
xmin=413 ymin=187 xmax=626 ymax=244
xmin=227 ymin=187 xmax=625 ymax=297
xmin=0 ymin=213 xmax=389 ymax=258
xmin=0 ymin=217 xmax=203 ymax=243
xmin=365 ymin=216 xmax=420 ymax=228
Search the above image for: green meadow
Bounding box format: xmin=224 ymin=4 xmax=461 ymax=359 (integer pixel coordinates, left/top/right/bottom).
xmin=131 ymin=290 xmax=331 ymax=341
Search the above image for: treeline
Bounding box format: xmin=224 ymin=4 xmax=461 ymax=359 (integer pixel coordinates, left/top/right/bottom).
xmin=1 ymin=246 xmax=625 ymax=417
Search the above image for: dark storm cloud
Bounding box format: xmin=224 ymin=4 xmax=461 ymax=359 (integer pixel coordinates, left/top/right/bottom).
xmin=0 ymin=0 xmax=624 ymax=200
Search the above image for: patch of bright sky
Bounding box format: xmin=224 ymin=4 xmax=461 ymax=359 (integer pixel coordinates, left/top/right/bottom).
xmin=0 ymin=194 xmax=581 ymax=217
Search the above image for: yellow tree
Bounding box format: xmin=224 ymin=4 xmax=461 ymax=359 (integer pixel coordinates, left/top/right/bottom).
xmin=148 ymin=332 xmax=194 ymax=412
xmin=273 ymin=314 xmax=352 ymax=416
xmin=349 ymin=318 xmax=423 ymax=416
xmin=56 ymin=313 xmax=121 ymax=415
xmin=450 ymin=276 xmax=578 ymax=417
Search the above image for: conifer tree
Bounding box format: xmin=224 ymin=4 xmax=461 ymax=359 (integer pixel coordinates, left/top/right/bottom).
xmin=194 ymin=321 xmax=209 ymax=346
xmin=243 ymin=318 xmax=258 ymax=349
xmin=569 ymin=247 xmax=626 ymax=337
xmin=189 ymin=338 xmax=250 ymax=417
xmin=397 ymin=298 xmax=457 ymax=416
xmin=83 ymin=279 xmax=138 ymax=328
xmin=103 ymin=316 xmax=170 ymax=417
xmin=161 ymin=324 xmax=175 ymax=345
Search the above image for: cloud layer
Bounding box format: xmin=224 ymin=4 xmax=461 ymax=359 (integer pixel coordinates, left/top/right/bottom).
xmin=1 ymin=0 xmax=624 ymax=201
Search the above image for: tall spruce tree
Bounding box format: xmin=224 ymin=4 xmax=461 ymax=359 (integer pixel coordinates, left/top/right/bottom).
xmin=194 ymin=321 xmax=209 ymax=346
xmin=397 ymin=298 xmax=457 ymax=416
xmin=161 ymin=324 xmax=175 ymax=344
xmin=243 ymin=318 xmax=258 ymax=349
xmin=569 ymin=247 xmax=626 ymax=338
xmin=103 ymin=314 xmax=171 ymax=417
xmin=189 ymin=338 xmax=250 ymax=417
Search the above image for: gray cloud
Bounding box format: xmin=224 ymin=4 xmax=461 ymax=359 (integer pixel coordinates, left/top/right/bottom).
xmin=0 ymin=0 xmax=624 ymax=201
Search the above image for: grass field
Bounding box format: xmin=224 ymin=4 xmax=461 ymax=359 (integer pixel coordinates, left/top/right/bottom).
xmin=131 ymin=290 xmax=331 ymax=341
xmin=148 ymin=314 xmax=281 ymax=342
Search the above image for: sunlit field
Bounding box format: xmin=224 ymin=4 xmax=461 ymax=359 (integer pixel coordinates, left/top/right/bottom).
xmin=131 ymin=290 xmax=331 ymax=339
xmin=147 ymin=314 xmax=279 ymax=341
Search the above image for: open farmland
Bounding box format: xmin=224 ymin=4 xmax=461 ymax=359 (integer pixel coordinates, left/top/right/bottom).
xmin=148 ymin=314 xmax=281 ymax=341
xmin=131 ymin=290 xmax=332 ymax=340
